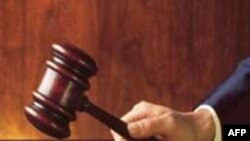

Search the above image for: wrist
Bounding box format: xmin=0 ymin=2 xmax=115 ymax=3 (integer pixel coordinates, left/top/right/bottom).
xmin=191 ymin=109 xmax=215 ymax=141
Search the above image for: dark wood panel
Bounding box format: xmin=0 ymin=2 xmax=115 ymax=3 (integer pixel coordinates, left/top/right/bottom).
xmin=0 ymin=0 xmax=249 ymax=139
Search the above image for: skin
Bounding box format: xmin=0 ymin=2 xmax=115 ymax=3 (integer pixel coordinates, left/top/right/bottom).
xmin=111 ymin=101 xmax=215 ymax=141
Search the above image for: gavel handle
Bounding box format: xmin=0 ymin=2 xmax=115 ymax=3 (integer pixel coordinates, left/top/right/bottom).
xmin=78 ymin=96 xmax=158 ymax=141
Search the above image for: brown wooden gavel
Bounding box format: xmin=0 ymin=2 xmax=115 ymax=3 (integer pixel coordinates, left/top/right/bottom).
xmin=24 ymin=43 xmax=158 ymax=141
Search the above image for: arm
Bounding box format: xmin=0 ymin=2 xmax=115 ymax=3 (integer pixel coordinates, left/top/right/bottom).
xmin=111 ymin=58 xmax=250 ymax=141
xmin=195 ymin=57 xmax=250 ymax=141
xmin=201 ymin=57 xmax=250 ymax=125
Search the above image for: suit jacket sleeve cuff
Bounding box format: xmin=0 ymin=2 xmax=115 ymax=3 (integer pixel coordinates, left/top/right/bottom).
xmin=195 ymin=105 xmax=222 ymax=141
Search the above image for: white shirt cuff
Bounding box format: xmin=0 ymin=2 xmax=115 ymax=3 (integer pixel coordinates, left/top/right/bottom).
xmin=195 ymin=105 xmax=222 ymax=141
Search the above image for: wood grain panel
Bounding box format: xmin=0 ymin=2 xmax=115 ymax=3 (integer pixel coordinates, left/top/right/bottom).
xmin=0 ymin=0 xmax=249 ymax=139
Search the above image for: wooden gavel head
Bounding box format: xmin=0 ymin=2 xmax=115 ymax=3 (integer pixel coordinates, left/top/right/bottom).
xmin=24 ymin=43 xmax=98 ymax=138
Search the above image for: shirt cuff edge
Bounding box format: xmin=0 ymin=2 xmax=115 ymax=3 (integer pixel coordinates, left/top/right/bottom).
xmin=195 ymin=104 xmax=222 ymax=141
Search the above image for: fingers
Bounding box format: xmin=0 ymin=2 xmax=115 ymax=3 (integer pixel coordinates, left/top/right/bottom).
xmin=111 ymin=101 xmax=173 ymax=141
xmin=127 ymin=113 xmax=176 ymax=139
xmin=122 ymin=101 xmax=168 ymax=123
xmin=127 ymin=116 xmax=162 ymax=138
xmin=121 ymin=107 xmax=148 ymax=123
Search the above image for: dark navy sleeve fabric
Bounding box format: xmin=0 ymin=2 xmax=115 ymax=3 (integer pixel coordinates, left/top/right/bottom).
xmin=201 ymin=58 xmax=250 ymax=125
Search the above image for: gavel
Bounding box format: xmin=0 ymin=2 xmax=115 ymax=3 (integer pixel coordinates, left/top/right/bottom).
xmin=24 ymin=43 xmax=158 ymax=141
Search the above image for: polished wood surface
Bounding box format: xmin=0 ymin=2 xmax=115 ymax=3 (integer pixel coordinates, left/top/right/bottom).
xmin=0 ymin=0 xmax=250 ymax=139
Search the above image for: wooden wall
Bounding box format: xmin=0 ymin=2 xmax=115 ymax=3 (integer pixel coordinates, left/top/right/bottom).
xmin=0 ymin=0 xmax=249 ymax=139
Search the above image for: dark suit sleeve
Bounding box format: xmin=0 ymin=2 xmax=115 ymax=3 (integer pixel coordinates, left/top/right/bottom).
xmin=201 ymin=58 xmax=250 ymax=125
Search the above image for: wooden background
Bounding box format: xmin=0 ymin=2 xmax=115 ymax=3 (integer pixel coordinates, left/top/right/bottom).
xmin=0 ymin=0 xmax=249 ymax=139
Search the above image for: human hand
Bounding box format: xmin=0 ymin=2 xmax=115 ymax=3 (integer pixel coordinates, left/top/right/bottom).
xmin=111 ymin=101 xmax=215 ymax=141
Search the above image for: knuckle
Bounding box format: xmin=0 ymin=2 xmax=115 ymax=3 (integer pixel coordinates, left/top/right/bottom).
xmin=164 ymin=112 xmax=178 ymax=132
xmin=143 ymin=118 xmax=155 ymax=129
xmin=147 ymin=117 xmax=161 ymax=129
xmin=133 ymin=100 xmax=149 ymax=110
xmin=135 ymin=119 xmax=156 ymax=136
xmin=166 ymin=112 xmax=176 ymax=123
xmin=138 ymin=101 xmax=149 ymax=107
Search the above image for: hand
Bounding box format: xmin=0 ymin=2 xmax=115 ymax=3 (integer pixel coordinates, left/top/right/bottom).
xmin=111 ymin=101 xmax=215 ymax=141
